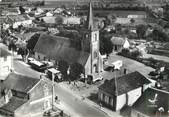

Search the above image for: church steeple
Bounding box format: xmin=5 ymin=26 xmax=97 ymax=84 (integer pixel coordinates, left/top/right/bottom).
xmin=87 ymin=0 xmax=94 ymax=30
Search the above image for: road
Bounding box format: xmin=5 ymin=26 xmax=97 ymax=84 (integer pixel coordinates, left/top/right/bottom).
xmin=0 ymin=43 xmax=109 ymax=117
xmin=55 ymin=84 xmax=109 ymax=117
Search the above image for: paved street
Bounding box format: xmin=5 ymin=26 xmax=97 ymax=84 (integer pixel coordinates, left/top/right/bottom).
xmin=55 ymin=84 xmax=109 ymax=117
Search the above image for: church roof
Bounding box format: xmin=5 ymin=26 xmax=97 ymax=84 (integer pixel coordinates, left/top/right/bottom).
xmin=34 ymin=33 xmax=90 ymax=66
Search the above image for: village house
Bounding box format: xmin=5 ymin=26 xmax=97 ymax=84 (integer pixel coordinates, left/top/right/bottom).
xmin=0 ymin=47 xmax=12 ymax=81
xmin=0 ymin=73 xmax=52 ymax=117
xmin=131 ymin=88 xmax=169 ymax=117
xmin=34 ymin=2 xmax=103 ymax=79
xmin=98 ymin=71 xmax=152 ymax=111
xmin=111 ymin=37 xmax=130 ymax=52
xmin=6 ymin=14 xmax=32 ymax=29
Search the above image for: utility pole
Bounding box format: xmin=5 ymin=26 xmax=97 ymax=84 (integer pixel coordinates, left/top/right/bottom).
xmin=52 ymin=73 xmax=55 ymax=110
xmin=114 ymin=71 xmax=118 ymax=96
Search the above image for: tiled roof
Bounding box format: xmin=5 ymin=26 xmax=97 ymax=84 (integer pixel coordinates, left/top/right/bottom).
xmin=0 ymin=96 xmax=27 ymax=114
xmin=0 ymin=47 xmax=11 ymax=57
xmin=132 ymin=88 xmax=169 ymax=117
xmin=34 ymin=33 xmax=90 ymax=66
xmin=99 ymin=71 xmax=151 ymax=96
xmin=2 ymin=73 xmax=40 ymax=93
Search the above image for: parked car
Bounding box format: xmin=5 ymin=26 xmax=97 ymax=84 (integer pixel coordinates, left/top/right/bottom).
xmin=30 ymin=60 xmax=52 ymax=72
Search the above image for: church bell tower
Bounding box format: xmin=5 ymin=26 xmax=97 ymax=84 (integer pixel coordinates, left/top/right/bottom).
xmin=82 ymin=0 xmax=103 ymax=76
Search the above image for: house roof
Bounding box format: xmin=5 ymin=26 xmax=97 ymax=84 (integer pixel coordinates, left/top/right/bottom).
xmin=0 ymin=47 xmax=11 ymax=57
xmin=42 ymin=16 xmax=56 ymax=24
xmin=99 ymin=71 xmax=151 ymax=96
xmin=132 ymin=88 xmax=169 ymax=117
xmin=2 ymin=73 xmax=40 ymax=93
xmin=14 ymin=32 xmax=35 ymax=41
xmin=34 ymin=33 xmax=90 ymax=66
xmin=111 ymin=37 xmax=127 ymax=46
xmin=7 ymin=14 xmax=30 ymax=23
xmin=0 ymin=96 xmax=27 ymax=114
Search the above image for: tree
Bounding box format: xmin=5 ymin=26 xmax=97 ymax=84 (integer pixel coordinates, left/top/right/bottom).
xmin=19 ymin=6 xmax=25 ymax=14
xmin=99 ymin=30 xmax=113 ymax=55
xmin=27 ymin=33 xmax=40 ymax=51
xmin=121 ymin=48 xmax=130 ymax=56
xmin=130 ymin=18 xmax=135 ymax=24
xmin=130 ymin=50 xmax=142 ymax=58
xmin=104 ymin=14 xmax=116 ymax=27
xmin=151 ymin=27 xmax=169 ymax=42
xmin=136 ymin=24 xmax=147 ymax=39
xmin=55 ymin=16 xmax=63 ymax=25
xmin=58 ymin=60 xmax=69 ymax=79
xmin=115 ymin=24 xmax=122 ymax=33
xmin=17 ymin=47 xmax=28 ymax=61
xmin=69 ymin=63 xmax=83 ymax=81
xmin=8 ymin=40 xmax=17 ymax=51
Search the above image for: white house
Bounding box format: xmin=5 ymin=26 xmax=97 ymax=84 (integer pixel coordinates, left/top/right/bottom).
xmin=0 ymin=48 xmax=12 ymax=80
xmin=98 ymin=71 xmax=152 ymax=111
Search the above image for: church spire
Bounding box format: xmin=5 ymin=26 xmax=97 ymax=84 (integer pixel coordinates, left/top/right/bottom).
xmin=87 ymin=0 xmax=94 ymax=30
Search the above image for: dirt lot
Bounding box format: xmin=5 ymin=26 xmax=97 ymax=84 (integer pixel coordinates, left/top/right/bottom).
xmin=105 ymin=53 xmax=155 ymax=78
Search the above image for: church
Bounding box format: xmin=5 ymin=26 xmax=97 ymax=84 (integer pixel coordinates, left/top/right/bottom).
xmin=34 ymin=1 xmax=103 ymax=79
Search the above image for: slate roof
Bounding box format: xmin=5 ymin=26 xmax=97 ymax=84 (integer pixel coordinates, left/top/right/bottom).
xmin=132 ymin=88 xmax=169 ymax=117
xmin=34 ymin=33 xmax=90 ymax=66
xmin=2 ymin=73 xmax=40 ymax=93
xmin=0 ymin=96 xmax=27 ymax=114
xmin=99 ymin=71 xmax=151 ymax=96
xmin=0 ymin=47 xmax=11 ymax=57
